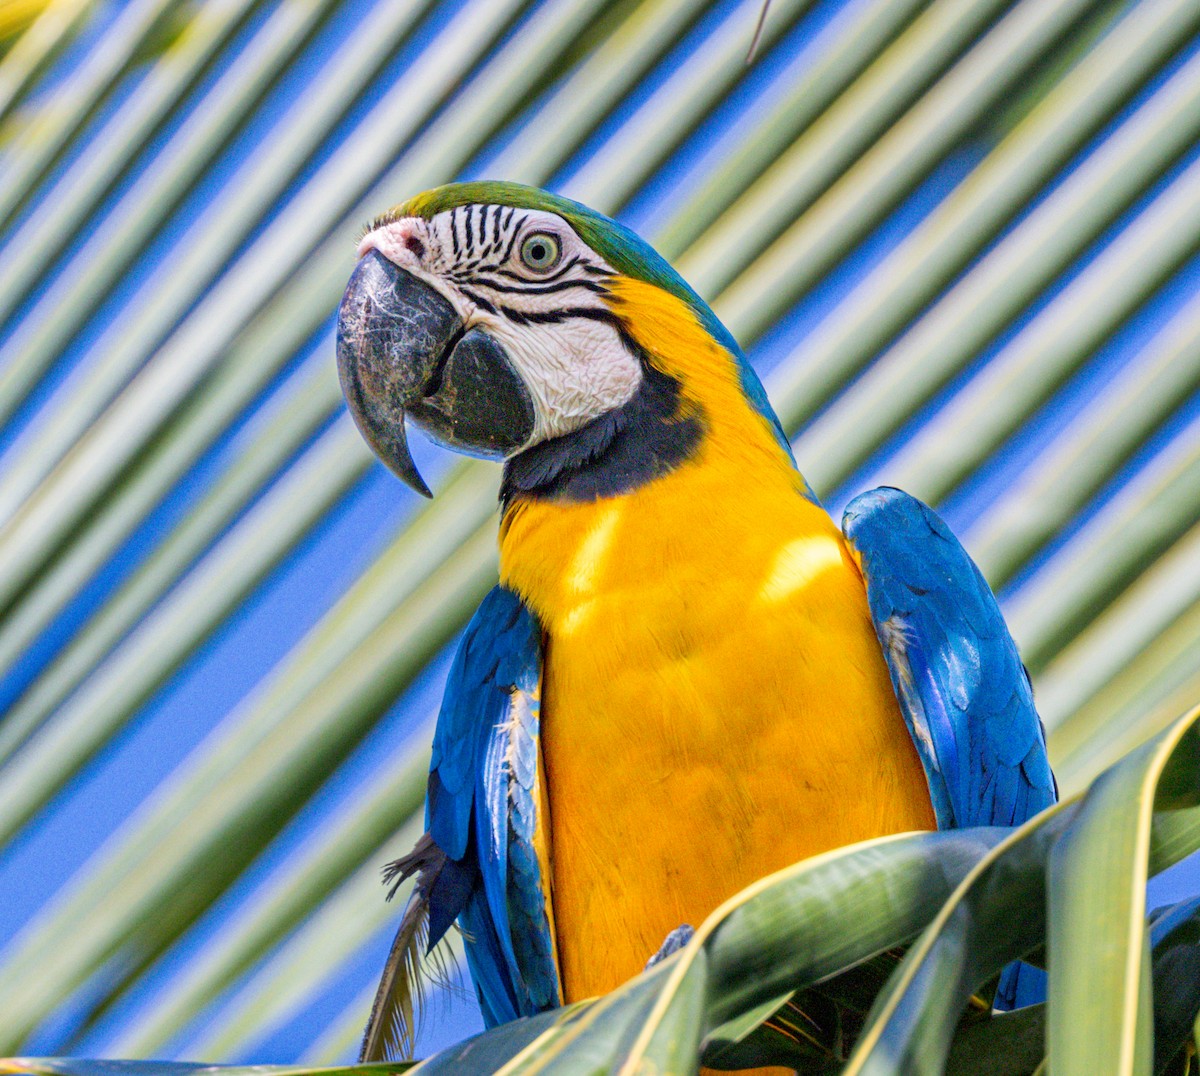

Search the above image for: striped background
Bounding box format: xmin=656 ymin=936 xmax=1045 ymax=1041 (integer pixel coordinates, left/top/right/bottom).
xmin=0 ymin=0 xmax=1197 ymax=1062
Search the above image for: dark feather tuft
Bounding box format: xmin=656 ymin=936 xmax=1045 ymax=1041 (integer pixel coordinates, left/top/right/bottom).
xmin=359 ymin=834 xmax=461 ymax=1062
xmin=358 ymin=210 xmax=401 ymax=242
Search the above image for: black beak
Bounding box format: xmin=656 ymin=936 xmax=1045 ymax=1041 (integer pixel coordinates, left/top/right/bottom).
xmin=336 ymin=250 xmax=536 ymax=496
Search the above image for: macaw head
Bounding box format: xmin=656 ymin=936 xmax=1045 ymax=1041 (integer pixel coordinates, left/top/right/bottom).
xmin=336 ymin=181 xmax=793 ymax=499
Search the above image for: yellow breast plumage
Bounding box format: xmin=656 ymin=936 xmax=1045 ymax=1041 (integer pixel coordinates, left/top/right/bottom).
xmin=498 ymin=278 xmax=935 ymax=1001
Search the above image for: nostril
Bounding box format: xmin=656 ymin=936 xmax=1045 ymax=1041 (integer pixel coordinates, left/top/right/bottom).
xmin=404 ymin=235 xmax=425 ymax=259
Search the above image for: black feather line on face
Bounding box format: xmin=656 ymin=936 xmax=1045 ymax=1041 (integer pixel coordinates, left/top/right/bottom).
xmin=484 ymin=204 xmax=502 ymax=255
xmin=470 ymin=276 xmax=608 ymax=296
xmin=467 ymin=204 xmax=480 ymax=253
xmin=458 ymin=284 xmax=498 ymax=315
xmin=500 ymin=216 xmax=524 ymax=264
xmin=499 ymin=305 xmax=624 ymax=328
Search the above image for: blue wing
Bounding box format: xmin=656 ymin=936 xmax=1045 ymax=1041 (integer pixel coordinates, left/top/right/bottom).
xmin=842 ymin=487 xmax=1056 ymax=830
xmin=360 ymin=586 xmax=559 ymax=1060
xmin=842 ymin=488 xmax=1056 ymax=1008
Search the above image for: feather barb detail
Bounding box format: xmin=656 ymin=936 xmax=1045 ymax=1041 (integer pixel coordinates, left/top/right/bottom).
xmin=360 ymin=834 xmax=458 ymax=1062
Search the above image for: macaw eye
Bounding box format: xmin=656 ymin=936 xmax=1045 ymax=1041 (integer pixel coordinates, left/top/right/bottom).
xmin=519 ymin=232 xmax=561 ymax=272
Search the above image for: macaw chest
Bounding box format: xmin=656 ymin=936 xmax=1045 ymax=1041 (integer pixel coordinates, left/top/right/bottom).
xmin=529 ymin=535 xmax=936 ymax=1005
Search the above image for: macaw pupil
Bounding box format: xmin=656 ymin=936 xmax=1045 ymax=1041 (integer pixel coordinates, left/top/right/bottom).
xmin=520 ymin=232 xmax=559 ymax=270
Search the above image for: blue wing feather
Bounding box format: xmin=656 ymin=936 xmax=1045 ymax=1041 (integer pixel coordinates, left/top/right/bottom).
xmin=460 ymin=885 xmax=521 ymax=1027
xmin=842 ymin=487 xmax=1056 ymax=831
xmin=421 ymin=586 xmax=559 ymax=1028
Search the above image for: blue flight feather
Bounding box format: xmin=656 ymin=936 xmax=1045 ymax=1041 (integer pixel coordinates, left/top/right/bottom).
xmin=842 ymin=487 xmax=1056 ymax=831
xmin=424 ymin=585 xmax=559 ymax=1026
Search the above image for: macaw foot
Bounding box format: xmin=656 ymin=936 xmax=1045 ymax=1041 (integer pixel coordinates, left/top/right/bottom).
xmin=645 ymin=924 xmax=695 ymax=969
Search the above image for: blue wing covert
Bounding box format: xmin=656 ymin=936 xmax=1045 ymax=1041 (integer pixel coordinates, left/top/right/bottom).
xmin=843 ymin=487 xmax=1057 ymax=830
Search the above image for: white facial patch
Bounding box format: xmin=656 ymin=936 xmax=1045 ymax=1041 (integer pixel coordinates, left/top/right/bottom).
xmin=358 ymin=206 xmax=643 ymax=449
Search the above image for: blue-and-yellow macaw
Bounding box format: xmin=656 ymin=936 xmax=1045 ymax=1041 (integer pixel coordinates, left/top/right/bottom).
xmin=335 ymin=181 xmax=1057 ymax=1060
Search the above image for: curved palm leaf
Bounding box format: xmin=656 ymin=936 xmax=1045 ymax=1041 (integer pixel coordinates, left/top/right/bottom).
xmin=7 ymin=705 xmax=1199 ymax=1073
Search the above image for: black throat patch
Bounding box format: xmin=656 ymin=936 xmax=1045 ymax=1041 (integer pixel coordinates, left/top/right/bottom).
xmin=500 ymin=359 xmax=704 ymax=505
